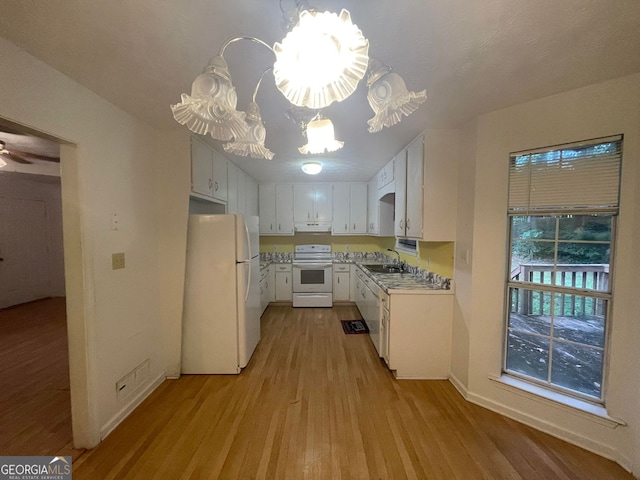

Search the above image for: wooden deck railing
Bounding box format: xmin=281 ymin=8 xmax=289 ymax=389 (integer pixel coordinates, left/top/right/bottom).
xmin=510 ymin=264 xmax=609 ymax=316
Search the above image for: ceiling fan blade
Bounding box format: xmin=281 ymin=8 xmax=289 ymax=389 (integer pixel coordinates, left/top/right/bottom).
xmin=11 ymin=149 xmax=60 ymax=163
xmin=0 ymin=152 xmax=33 ymax=164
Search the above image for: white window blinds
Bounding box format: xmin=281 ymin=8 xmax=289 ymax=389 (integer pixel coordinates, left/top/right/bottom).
xmin=508 ymin=136 xmax=622 ymax=214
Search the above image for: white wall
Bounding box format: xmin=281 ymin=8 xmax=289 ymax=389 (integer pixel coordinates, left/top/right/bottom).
xmin=454 ymin=73 xmax=640 ymax=474
xmin=450 ymin=120 xmax=478 ymax=391
xmin=0 ymin=38 xmax=190 ymax=446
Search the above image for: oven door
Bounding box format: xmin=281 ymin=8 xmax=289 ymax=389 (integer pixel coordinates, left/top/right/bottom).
xmin=292 ymin=263 xmax=333 ymax=293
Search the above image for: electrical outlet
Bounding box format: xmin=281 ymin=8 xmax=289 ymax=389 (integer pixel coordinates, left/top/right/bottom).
xmin=112 ymin=252 xmax=125 ymax=270
xmin=116 ymin=372 xmax=135 ymax=402
xmin=273 ymin=245 xmax=278 ymax=251
xmin=345 ymin=245 xmax=350 ymax=252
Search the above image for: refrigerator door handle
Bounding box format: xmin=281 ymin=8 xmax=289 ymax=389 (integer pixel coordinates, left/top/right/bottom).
xmin=244 ymin=221 xmax=252 ymax=262
xmin=244 ymin=262 xmax=251 ymax=303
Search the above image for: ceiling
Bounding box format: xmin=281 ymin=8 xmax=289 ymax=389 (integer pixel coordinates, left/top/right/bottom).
xmin=1 ymin=0 xmax=639 ymax=183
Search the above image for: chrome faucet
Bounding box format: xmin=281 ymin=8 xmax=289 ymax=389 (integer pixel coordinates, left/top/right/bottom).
xmin=387 ymin=248 xmax=401 ymax=266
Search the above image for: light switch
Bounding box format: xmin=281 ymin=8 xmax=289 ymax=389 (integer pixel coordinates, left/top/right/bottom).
xmin=112 ymin=252 xmax=125 ymax=270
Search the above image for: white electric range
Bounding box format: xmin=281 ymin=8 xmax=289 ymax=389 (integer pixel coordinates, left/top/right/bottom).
xmin=292 ymin=244 xmax=333 ymax=307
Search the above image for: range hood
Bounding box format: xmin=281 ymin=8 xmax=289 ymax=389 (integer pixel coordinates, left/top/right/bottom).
xmin=294 ymin=222 xmax=332 ymax=233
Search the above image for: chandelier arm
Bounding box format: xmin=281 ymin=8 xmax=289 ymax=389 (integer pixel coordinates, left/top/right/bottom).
xmin=219 ymin=36 xmax=275 ymax=57
xmin=252 ymin=67 xmax=274 ymax=103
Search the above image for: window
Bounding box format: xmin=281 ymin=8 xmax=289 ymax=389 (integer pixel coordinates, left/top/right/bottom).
xmin=504 ymin=136 xmax=622 ymax=403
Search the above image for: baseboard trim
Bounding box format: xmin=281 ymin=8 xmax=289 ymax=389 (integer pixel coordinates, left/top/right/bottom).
xmin=464 ymin=389 xmax=621 ymax=466
xmin=448 ymin=374 xmax=469 ymax=399
xmin=100 ymin=372 xmax=166 ymax=441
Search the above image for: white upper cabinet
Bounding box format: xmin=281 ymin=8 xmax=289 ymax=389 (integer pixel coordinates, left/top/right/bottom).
xmin=237 ymin=168 xmax=247 ymax=216
xmin=190 ymin=136 xmax=214 ymax=198
xmin=258 ymin=184 xmax=276 ymax=234
xmin=367 ymin=178 xmax=379 ymax=235
xmin=190 ymin=136 xmax=228 ymax=203
xmin=293 ymin=184 xmax=333 ymax=222
xmin=259 ymin=184 xmax=294 ymax=235
xmin=377 ymin=157 xmax=394 ymax=190
xmin=245 ymin=175 xmax=259 ymax=217
xmin=395 ymin=136 xmax=425 ymax=238
xmin=275 ymin=185 xmax=294 ymax=234
xmin=394 ymin=132 xmax=457 ymax=241
xmin=405 ymin=137 xmax=424 ymax=238
xmin=394 ymin=147 xmax=410 ymax=237
xmin=227 ymin=162 xmax=238 ymax=214
xmin=332 ymin=183 xmax=367 ymax=235
xmin=211 ymin=149 xmax=228 ymax=202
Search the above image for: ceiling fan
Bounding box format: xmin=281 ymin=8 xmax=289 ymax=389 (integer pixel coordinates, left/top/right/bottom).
xmin=0 ymin=140 xmax=60 ymax=165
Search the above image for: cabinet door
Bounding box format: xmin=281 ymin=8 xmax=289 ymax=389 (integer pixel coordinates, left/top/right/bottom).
xmin=394 ymin=150 xmax=407 ymax=236
xmin=332 ymin=184 xmax=350 ymax=234
xmin=227 ymin=162 xmax=238 ymax=214
xmin=211 ymin=150 xmax=228 ymax=201
xmin=333 ymin=272 xmax=350 ymax=301
xmin=350 ymin=183 xmax=368 ymax=234
xmin=237 ymin=168 xmax=246 ymax=216
xmin=405 ymin=136 xmax=424 ymax=238
xmin=293 ymin=184 xmax=314 ymax=221
xmin=313 ymin=184 xmax=333 ymax=221
xmin=275 ymin=272 xmax=292 ymax=301
xmin=190 ymin=137 xmax=213 ymax=197
xmin=367 ymin=178 xmax=379 ymax=234
xmin=275 ymin=185 xmax=294 ymax=234
xmin=245 ymin=175 xmax=259 ymax=217
xmin=258 ymin=184 xmax=276 ymax=234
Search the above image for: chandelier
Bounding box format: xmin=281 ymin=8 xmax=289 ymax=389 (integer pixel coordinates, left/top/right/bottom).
xmin=171 ymin=1 xmax=427 ymax=160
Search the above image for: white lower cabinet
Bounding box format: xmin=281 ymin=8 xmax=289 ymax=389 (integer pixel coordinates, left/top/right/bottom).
xmin=332 ymin=264 xmax=350 ymax=302
xmin=274 ymin=263 xmax=292 ymax=301
xmin=259 ymin=265 xmax=273 ymax=315
xmin=353 ymin=265 xmax=452 ymax=379
xmin=386 ymin=293 xmax=452 ymax=378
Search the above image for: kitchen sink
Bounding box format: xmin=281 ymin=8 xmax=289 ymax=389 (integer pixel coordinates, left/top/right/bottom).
xmin=363 ymin=264 xmax=405 ymax=274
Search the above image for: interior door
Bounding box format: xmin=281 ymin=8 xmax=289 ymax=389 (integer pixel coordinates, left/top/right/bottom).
xmin=0 ymin=197 xmax=51 ymax=308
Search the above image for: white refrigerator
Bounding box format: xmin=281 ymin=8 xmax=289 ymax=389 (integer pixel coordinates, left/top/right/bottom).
xmin=181 ymin=214 xmax=261 ymax=374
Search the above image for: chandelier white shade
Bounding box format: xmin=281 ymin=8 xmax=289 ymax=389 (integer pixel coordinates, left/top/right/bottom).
xmin=366 ymin=59 xmax=427 ymax=133
xmin=171 ymin=56 xmax=249 ymax=141
xmin=223 ymin=102 xmax=275 ymax=160
xmin=299 ymin=116 xmax=343 ymax=154
xmin=273 ymin=9 xmax=369 ymax=109
xmin=301 ymin=161 xmax=322 ymax=175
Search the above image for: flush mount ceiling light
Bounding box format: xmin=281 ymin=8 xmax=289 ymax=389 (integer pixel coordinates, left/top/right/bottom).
xmin=170 ymin=0 xmax=426 ymax=159
xmin=301 ymin=161 xmax=322 ymax=175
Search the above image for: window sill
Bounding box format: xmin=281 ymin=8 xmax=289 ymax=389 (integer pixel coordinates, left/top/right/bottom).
xmin=489 ymin=375 xmax=626 ymax=429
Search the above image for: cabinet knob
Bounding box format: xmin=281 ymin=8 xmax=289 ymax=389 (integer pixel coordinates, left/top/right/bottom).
xmin=399 ymin=220 xmax=404 ymax=230
xmin=406 ymin=219 xmax=411 ymax=230
xmin=214 ymin=181 xmax=218 ymax=191
xmin=345 ymin=223 xmax=348 ymax=230
xmin=353 ymin=223 xmax=356 ymax=230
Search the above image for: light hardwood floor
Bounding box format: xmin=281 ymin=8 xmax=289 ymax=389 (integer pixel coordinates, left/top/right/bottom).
xmin=72 ymin=304 xmax=632 ymax=479
xmin=0 ymin=297 xmax=84 ymax=459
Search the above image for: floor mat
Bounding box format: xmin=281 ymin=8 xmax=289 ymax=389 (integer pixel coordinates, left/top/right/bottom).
xmin=341 ymin=320 xmax=369 ymax=334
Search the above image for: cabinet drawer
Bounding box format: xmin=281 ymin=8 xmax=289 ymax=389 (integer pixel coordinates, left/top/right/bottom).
xmin=275 ymin=263 xmax=292 ymax=272
xmin=333 ymin=264 xmax=350 ymax=272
